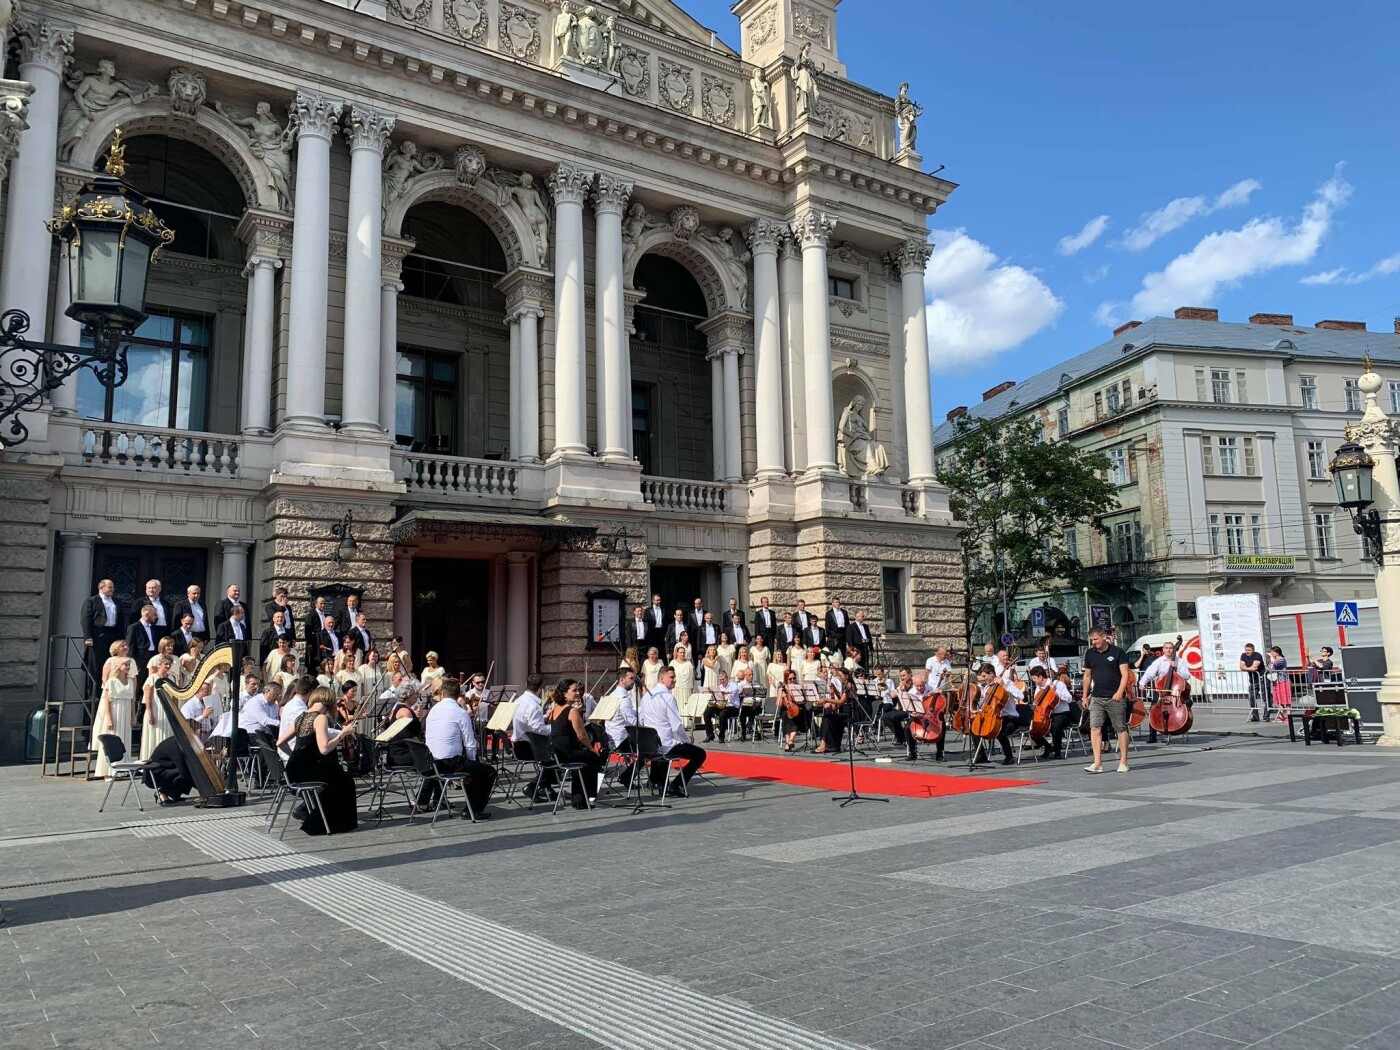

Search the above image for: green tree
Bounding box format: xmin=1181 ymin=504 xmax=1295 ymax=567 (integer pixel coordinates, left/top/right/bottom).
xmin=940 ymin=413 xmax=1119 ymax=647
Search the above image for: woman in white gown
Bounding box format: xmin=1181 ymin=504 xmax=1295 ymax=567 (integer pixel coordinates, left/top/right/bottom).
xmin=669 ymin=644 xmax=695 ymax=716
xmin=749 ymin=639 xmax=771 ymax=696
xmin=102 ymin=640 xmax=136 ymax=685
xmin=731 ymin=645 xmax=752 ymax=688
xmin=716 ymin=637 xmax=736 ymax=678
xmin=641 ymin=647 xmax=665 ymax=690
xmin=139 ymin=654 xmax=176 ymax=761
xmin=95 ymin=660 xmax=136 ymax=778
xmin=766 ymin=649 xmax=788 ymax=699
xmin=177 ymin=637 xmax=205 ymax=686
xmin=799 ymin=647 xmax=824 ymax=684
xmin=699 ymin=645 xmax=721 ymax=690
xmin=419 ymin=651 xmax=447 ymax=694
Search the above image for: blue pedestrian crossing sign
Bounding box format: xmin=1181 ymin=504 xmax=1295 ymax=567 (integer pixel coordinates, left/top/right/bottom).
xmin=1335 ymin=601 xmax=1360 ymax=627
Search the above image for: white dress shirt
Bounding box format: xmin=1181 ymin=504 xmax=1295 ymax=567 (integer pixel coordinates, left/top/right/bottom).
xmin=631 ymin=617 xmax=649 ymax=643
xmin=604 ymin=684 xmax=638 ymax=748
xmin=923 ymin=657 xmax=951 ymax=687
xmin=701 ymin=623 xmax=718 ymax=646
xmin=730 ymin=623 xmax=747 ymax=644
xmin=229 ymin=619 xmax=246 ymax=641
xmin=188 ymin=602 xmax=206 ymax=633
xmin=639 ymin=683 xmax=689 ymax=751
xmin=279 ymin=695 xmax=308 ymax=753
xmin=425 ymin=699 xmax=477 ymax=761
xmin=1141 ymin=655 xmax=1192 ymax=690
xmin=151 ymin=600 xmax=167 ymax=627
xmin=511 ymin=690 xmax=549 ymax=743
xmin=831 ymin=609 xmax=846 ymax=627
xmin=101 ymin=595 xmax=116 ymax=626
xmin=981 ymin=680 xmax=1024 ymax=718
xmin=238 ymin=692 xmax=279 ymax=732
xmin=1032 ymin=680 xmax=1073 ymax=715
xmin=651 ymin=605 xmax=665 ymax=628
xmin=1027 ymin=656 xmax=1059 ymax=675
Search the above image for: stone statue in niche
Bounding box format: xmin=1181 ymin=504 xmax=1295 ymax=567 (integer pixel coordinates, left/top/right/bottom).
xmin=216 ymin=100 xmax=294 ymax=211
xmin=838 ymin=395 xmax=889 ymax=478
xmin=790 ymin=42 xmax=821 ymax=120
xmin=750 ymin=67 xmax=772 ymax=130
xmin=895 ymin=81 xmax=924 ymax=153
xmin=58 ymin=59 xmax=160 ymax=161
xmin=382 ymin=141 xmax=441 ymax=208
xmin=553 ymin=1 xmax=577 ymax=59
xmin=605 ymin=15 xmax=621 ymax=74
xmin=497 ymin=170 xmax=550 ymax=260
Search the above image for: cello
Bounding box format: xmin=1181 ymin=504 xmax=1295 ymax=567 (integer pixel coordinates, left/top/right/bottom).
xmin=1125 ymin=668 xmax=1146 ymax=728
xmin=908 ymin=688 xmax=946 ymax=744
xmin=969 ymin=681 xmax=1006 ymax=741
xmin=1029 ymin=681 xmax=1057 ymax=740
xmin=1148 ymin=661 xmax=1193 ymax=735
xmin=949 ymin=674 xmax=977 ymax=735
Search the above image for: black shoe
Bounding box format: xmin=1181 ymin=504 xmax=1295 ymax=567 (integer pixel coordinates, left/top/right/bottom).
xmin=934 ymin=752 xmax=944 ymax=762
xmin=668 ymin=777 xmax=687 ymax=796
xmin=718 ymin=736 xmax=726 ymax=743
xmin=1001 ymin=756 xmax=1016 ymax=766
xmin=1249 ymin=711 xmax=1261 ymax=723
xmin=1147 ymin=734 xmax=1158 ymax=743
xmin=464 ymin=810 xmax=491 ymax=820
xmin=974 ymin=755 xmax=992 ymax=765
xmin=704 ymin=734 xmax=715 ymax=743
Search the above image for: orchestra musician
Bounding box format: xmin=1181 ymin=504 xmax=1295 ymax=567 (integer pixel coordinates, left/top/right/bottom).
xmin=882 ymin=667 xmax=918 ymax=761
xmin=777 ymin=667 xmax=807 ymax=751
xmin=923 ymin=645 xmax=952 ymax=691
xmin=1026 ymin=664 xmax=1073 ymax=759
xmin=639 ymin=664 xmax=707 ymax=796
xmin=285 ymin=686 xmax=359 ymax=835
xmin=547 ymin=679 xmax=603 ymax=809
xmin=604 ymin=667 xmax=639 ymax=787
xmin=701 ymin=671 xmax=740 ymax=743
xmin=1139 ymin=639 xmax=1194 ymax=744
xmin=419 ymin=679 xmax=497 ymax=818
xmin=735 ymin=667 xmax=762 ymax=741
xmin=813 ymin=665 xmax=852 ymax=754
xmin=973 ymin=662 xmax=1024 ymax=766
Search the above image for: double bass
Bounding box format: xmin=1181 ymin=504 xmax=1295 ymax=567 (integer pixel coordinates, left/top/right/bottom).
xmin=1148 ymin=661 xmax=1193 ymax=735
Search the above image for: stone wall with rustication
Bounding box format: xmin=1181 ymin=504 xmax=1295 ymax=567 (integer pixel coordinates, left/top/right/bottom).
xmin=0 ymin=458 xmax=57 ymax=759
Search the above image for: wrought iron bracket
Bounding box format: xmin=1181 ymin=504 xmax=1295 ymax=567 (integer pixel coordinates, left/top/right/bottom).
xmin=0 ymin=309 xmax=128 ymax=447
xmin=1349 ymin=507 xmax=1400 ymax=565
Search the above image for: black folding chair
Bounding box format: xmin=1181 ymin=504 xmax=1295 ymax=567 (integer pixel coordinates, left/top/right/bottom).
xmin=258 ymin=740 xmax=330 ymax=838
xmin=96 ymin=734 xmax=154 ymax=813
xmin=404 ymin=739 xmax=477 ymax=826
xmin=526 ymin=732 xmax=593 ymax=815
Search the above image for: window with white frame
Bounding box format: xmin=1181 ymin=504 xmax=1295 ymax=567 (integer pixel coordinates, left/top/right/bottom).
xmin=1236 ymin=370 xmax=1249 ymax=404
xmin=1209 ymin=513 xmax=1246 ymax=556
xmin=1056 ymin=405 xmax=1070 ymax=437
xmin=1313 ymin=512 xmax=1336 ymax=558
xmin=1217 ymin=436 xmax=1240 ymax=475
xmin=1106 ymin=384 xmax=1121 ymax=413
xmin=1110 ymin=518 xmax=1144 ymax=563
xmin=1390 ymin=381 xmax=1400 ymax=416
xmin=1211 ymin=369 xmax=1232 ymax=404
xmin=1202 ymin=434 xmax=1255 ymax=476
xmin=1064 ymin=528 xmax=1078 ymax=560
xmin=1251 ymin=513 xmax=1265 ymax=553
xmin=1345 ymin=378 xmax=1362 ymax=413
xmin=1299 ymin=375 xmax=1318 ymax=410
xmin=1306 ymin=440 xmax=1327 ymax=479
xmin=1107 ymin=447 xmax=1129 ymax=485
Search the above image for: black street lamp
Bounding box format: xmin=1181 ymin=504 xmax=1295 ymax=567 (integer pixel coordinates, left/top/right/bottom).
xmin=1329 ymin=435 xmax=1396 ymax=565
xmin=0 ymin=127 xmax=174 ymax=446
xmin=331 ymin=511 xmax=358 ymax=563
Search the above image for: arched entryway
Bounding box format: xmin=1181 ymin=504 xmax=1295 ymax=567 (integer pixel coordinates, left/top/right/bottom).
xmin=631 ymin=254 xmax=713 ymax=480
xmin=394 ymin=202 xmax=510 ymax=457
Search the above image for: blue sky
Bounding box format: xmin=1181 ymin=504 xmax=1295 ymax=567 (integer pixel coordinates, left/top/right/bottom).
xmin=684 ymin=0 xmax=1400 ymax=412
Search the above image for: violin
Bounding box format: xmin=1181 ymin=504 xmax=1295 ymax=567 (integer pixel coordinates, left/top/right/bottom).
xmin=1029 ymin=683 xmax=1057 ymax=739
xmin=781 ymin=684 xmax=801 ymax=719
xmin=1148 ymin=663 xmax=1193 ymax=735
xmin=969 ymin=681 xmax=1006 ymax=740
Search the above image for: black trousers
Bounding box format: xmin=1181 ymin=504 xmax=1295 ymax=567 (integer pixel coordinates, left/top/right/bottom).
xmin=651 ymin=742 xmax=706 ymax=786
xmin=1031 ymin=711 xmax=1074 ymax=754
xmin=995 ymin=712 xmax=1030 ymax=759
xmin=554 ymin=746 xmax=605 ymax=802
xmin=703 ymin=706 xmax=738 ymax=740
xmin=739 ymin=705 xmax=761 ymax=738
xmin=417 ymin=754 xmax=497 ymax=814
xmin=820 ymin=710 xmax=846 ymax=751
xmin=884 ymin=709 xmax=944 ymax=759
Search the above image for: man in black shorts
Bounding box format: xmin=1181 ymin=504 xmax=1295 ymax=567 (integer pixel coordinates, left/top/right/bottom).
xmin=1081 ymin=625 xmax=1132 ymax=773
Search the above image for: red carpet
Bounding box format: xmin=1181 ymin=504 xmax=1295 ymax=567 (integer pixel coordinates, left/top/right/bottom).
xmin=701 ymin=751 xmax=1039 ymax=798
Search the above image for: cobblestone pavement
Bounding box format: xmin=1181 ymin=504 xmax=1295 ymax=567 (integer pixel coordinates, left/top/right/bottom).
xmin=4 ymin=734 xmax=1400 ymax=1050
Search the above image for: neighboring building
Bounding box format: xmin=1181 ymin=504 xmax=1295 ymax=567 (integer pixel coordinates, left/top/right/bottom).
xmin=935 ymin=307 xmax=1398 ymax=644
xmin=0 ymin=0 xmax=963 ymax=756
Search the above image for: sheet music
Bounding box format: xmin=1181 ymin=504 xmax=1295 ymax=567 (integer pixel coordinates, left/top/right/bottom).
xmin=588 ymin=693 xmax=622 ymax=722
xmin=486 ymin=700 xmax=517 ymax=732
xmin=375 ymin=716 xmax=415 ymax=742
xmin=896 ymin=690 xmax=924 ymax=714
xmin=682 ymin=693 xmax=710 ymax=719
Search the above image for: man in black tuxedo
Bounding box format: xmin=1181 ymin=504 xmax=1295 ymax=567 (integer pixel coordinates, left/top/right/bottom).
xmin=125 ymin=604 xmax=162 ymax=692
xmin=627 ymin=606 xmax=651 ymax=651
xmin=215 ymin=604 xmax=252 ymax=646
xmin=81 ymin=579 xmax=124 ymax=699
xmin=302 ymin=596 xmax=329 ymax=664
xmin=213 ymin=584 xmax=245 ymax=631
xmin=801 ymin=620 xmax=826 ymax=654
xmin=686 ymin=598 xmax=707 ymax=642
xmin=348 ymin=612 xmax=373 ymax=663
xmin=726 ymin=613 xmax=749 ymax=646
xmin=335 ymin=594 xmax=365 ymax=634
xmin=752 ymin=597 xmax=778 ymax=645
xmin=315 ymin=614 xmax=343 ymax=672
xmin=824 ymin=598 xmax=849 ymax=655
xmin=793 ymin=599 xmax=813 ymax=634
xmin=646 ymin=594 xmax=668 ymax=653
xmin=171 ymin=614 xmax=200 ymax=657
xmin=264 ymin=586 xmax=296 ymax=626
xmin=849 ymin=611 xmax=873 ymax=668
xmin=128 ymin=579 xmax=173 ymax=632
xmin=260 ymin=609 xmax=296 ymax=664
xmin=663 ymin=610 xmax=689 ymax=659
xmin=723 ymin=598 xmax=746 ymax=636
xmin=694 ymin=612 xmax=722 ymax=663
xmin=774 ymin=612 xmax=799 ymax=654
xmin=172 ymin=584 xmax=210 ymax=641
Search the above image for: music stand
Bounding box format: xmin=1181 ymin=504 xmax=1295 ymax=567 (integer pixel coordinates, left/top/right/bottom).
xmin=793 ymin=682 xmax=821 ymax=752
xmin=831 ymin=679 xmax=888 ymax=808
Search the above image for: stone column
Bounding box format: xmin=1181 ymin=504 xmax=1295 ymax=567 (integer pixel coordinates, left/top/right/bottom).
xmin=379 ymin=237 xmax=413 ymax=438
xmin=0 ymin=19 xmax=71 ymax=341
xmin=339 ymin=105 xmax=395 ymax=436
xmin=777 ymin=235 xmax=804 ymax=472
xmin=392 ymin=550 xmax=412 ymax=643
xmin=282 ymin=91 xmax=343 ymax=430
xmin=239 ymin=257 xmax=280 ymax=434
xmin=746 ymin=219 xmax=786 ymax=478
xmin=710 ymin=350 xmax=725 ymax=481
xmin=508 ymin=312 xmax=522 ymax=459
xmin=219 ymin=539 xmax=252 ymax=596
xmin=722 ymin=347 xmax=742 ymax=482
xmin=719 ymin=561 xmax=740 ymax=612
xmin=547 ymin=163 xmax=595 ymax=458
xmin=593 ymin=174 xmax=633 ymax=461
xmin=518 ymin=308 xmax=543 ymax=462
xmin=896 ymin=238 xmax=937 ymax=484
xmin=56 ymin=530 xmax=97 ymax=646
xmin=505 ymin=552 xmax=531 ymax=684
xmin=792 ymin=209 xmax=838 ymax=474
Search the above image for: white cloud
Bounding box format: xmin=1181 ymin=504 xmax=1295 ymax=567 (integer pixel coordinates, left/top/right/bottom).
xmin=1094 ymin=301 xmax=1125 ymax=329
xmin=1302 ymin=252 xmax=1400 ymax=286
xmin=1120 ymin=178 xmax=1263 ymax=251
xmin=1129 ymin=171 xmax=1351 ymax=317
xmin=924 ymin=229 xmax=1064 ymax=369
xmin=1084 ymin=264 xmax=1111 ymax=285
xmin=1057 ymin=215 xmax=1110 ymax=256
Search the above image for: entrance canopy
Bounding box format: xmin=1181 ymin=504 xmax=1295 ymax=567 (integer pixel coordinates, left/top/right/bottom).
xmin=389 ymin=508 xmax=597 ymax=546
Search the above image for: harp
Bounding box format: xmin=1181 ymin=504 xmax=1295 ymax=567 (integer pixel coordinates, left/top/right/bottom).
xmin=156 ymin=643 xmax=234 ymax=802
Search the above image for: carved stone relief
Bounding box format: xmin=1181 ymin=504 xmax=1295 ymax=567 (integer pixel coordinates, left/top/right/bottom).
xmin=500 ymin=4 xmax=541 ymax=61
xmin=444 ymin=0 xmax=488 ymax=42
xmin=58 ymin=59 xmax=161 ymax=162
xmin=701 ymin=76 xmax=734 ymax=127
xmin=669 ymin=205 xmax=700 ymax=242
xmin=658 ymin=59 xmax=693 ymax=112
xmin=382 ymin=140 xmax=442 ymax=211
xmin=388 ymin=0 xmax=432 ymax=28
xmin=167 ymin=67 xmax=206 ymax=117
xmin=215 ymin=100 xmax=294 ymax=213
xmin=748 ymin=6 xmax=777 ymax=48
xmin=794 ymin=4 xmax=829 ymax=45
xmin=616 ymin=45 xmax=650 ymax=97
xmin=454 ymin=144 xmax=486 ymax=186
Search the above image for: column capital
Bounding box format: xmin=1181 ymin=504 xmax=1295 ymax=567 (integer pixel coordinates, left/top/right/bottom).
xmin=58 ymin=530 xmax=100 ymax=548
xmin=548 ymin=162 xmax=595 ymax=205
xmin=242 ymin=255 xmax=282 ymax=278
xmin=0 ymin=81 xmax=32 ymax=181
xmin=382 ymin=235 xmax=415 ymax=283
xmin=791 ymin=209 xmax=836 ymax=250
xmin=507 ymin=305 xmax=546 ymax=324
xmin=592 ymin=173 xmax=633 ymax=216
xmin=498 ymin=264 xmax=554 ymax=313
xmin=291 ymin=91 xmax=344 ymax=142
xmin=698 ymin=309 xmax=753 ymax=352
xmin=343 ymin=103 xmax=396 ymax=153
xmin=744 ymin=217 xmax=788 ymax=255
xmin=891 ymin=237 xmax=933 ymax=276
xmin=235 ymin=207 xmax=293 ymax=266
xmin=16 ymin=18 xmax=75 ymax=73
xmin=505 ymin=551 xmax=534 ymax=565
xmin=219 ymin=538 xmax=254 ymax=553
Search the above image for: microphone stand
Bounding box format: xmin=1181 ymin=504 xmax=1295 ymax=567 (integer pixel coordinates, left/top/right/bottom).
xmin=831 ymin=676 xmax=887 ymax=808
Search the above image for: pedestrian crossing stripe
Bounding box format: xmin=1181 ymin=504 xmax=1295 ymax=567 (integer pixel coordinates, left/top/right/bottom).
xmin=1335 ymin=601 xmax=1359 ymax=626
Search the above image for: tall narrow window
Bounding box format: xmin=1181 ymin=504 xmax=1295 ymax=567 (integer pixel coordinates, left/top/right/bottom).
xmin=1250 ymin=513 xmax=1265 ymax=553
xmin=1121 ymin=378 xmax=1133 ymax=406
xmin=1107 ymin=447 xmax=1129 ymax=485
xmin=1093 ymin=391 xmax=1104 ymax=420
xmin=881 ymin=566 xmax=908 ymax=633
xmin=1299 ymin=375 xmax=1318 ymax=410
xmin=395 ymin=348 xmax=460 ymax=453
xmin=1106 ymin=384 xmax=1121 ymax=413
xmin=1211 ymin=369 xmax=1232 ymax=404
xmin=1390 ymin=381 xmax=1400 ymax=416
xmin=1306 ymin=440 xmax=1327 ymax=479
xmin=632 ymin=384 xmax=655 ymax=475
xmin=1223 ymin=513 xmax=1246 ymax=555
xmin=1064 ymin=528 xmax=1079 ymax=560
xmin=1056 ymin=405 xmax=1070 ymax=437
xmin=1217 ymin=436 xmax=1240 ymax=476
xmin=1235 ymin=370 xmax=1249 ymax=404
xmin=1195 ymin=368 xmax=1207 ymax=401
xmin=78 ymin=310 xmax=211 ymax=431
xmin=1313 ymin=512 xmax=1336 ymax=558
xmin=1345 ymin=378 xmax=1362 ymax=413
xmin=1209 ymin=513 xmax=1222 ymax=556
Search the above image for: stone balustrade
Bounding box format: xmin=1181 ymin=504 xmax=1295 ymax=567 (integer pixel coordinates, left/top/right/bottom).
xmin=642 ymin=476 xmax=730 ymax=513
xmin=79 ymin=423 xmax=241 ymax=477
xmin=398 ymin=451 xmax=519 ymax=497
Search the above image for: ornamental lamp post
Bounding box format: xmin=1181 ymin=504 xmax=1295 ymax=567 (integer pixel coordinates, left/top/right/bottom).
xmin=1329 ymin=359 xmax=1400 ymax=746
xmin=0 ymin=127 xmax=174 ymax=446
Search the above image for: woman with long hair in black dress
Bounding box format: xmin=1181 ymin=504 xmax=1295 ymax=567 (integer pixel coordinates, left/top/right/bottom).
xmin=285 ymin=687 xmax=359 ymax=835
xmin=547 ymin=679 xmax=604 ymax=809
